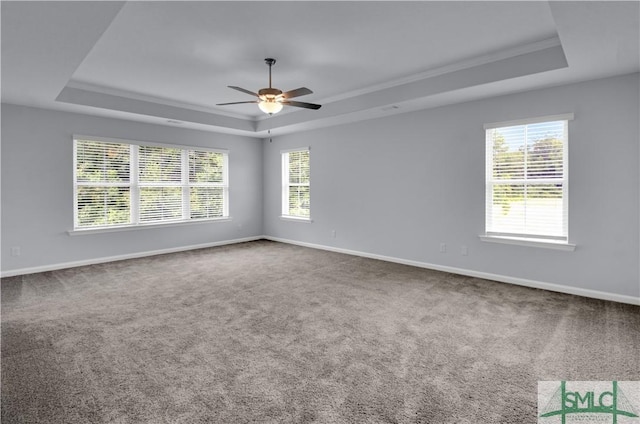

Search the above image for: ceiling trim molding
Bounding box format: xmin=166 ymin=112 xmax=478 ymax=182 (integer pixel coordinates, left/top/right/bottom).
xmin=256 ymin=43 xmax=568 ymax=134
xmin=65 ymin=80 xmax=250 ymax=121
xmin=54 ymin=42 xmax=569 ymax=139
xmin=289 ymin=36 xmax=563 ymax=110
xmin=67 ymin=36 xmax=563 ymax=126
xmin=56 ymin=86 xmax=256 ymax=134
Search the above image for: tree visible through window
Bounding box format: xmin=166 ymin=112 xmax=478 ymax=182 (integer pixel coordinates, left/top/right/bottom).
xmin=282 ymin=149 xmax=310 ymax=218
xmin=74 ymin=138 xmax=228 ymax=229
xmin=139 ymin=146 xmax=183 ymax=223
xmin=189 ymin=150 xmax=227 ymax=219
xmin=485 ymin=116 xmax=570 ymax=241
xmin=75 ymin=141 xmax=131 ymax=227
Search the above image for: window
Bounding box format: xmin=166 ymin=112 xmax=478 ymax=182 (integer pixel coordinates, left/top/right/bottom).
xmin=484 ymin=114 xmax=572 ymax=244
xmin=74 ymin=136 xmax=228 ymax=230
xmin=282 ymin=148 xmax=310 ymax=219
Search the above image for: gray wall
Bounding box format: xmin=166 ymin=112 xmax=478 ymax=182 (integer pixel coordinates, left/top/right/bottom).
xmin=3 ymin=73 xmax=638 ymax=299
xmin=263 ymin=73 xmax=640 ymax=298
xmin=1 ymin=104 xmax=263 ymax=273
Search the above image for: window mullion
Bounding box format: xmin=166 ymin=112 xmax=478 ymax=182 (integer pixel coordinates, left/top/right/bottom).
xmin=73 ymin=140 xmax=79 ymax=228
xmin=182 ymin=150 xmax=190 ymax=220
xmin=562 ymin=121 xmax=569 ymax=237
xmin=282 ymin=152 xmax=289 ymax=215
xmin=131 ymin=144 xmax=139 ymax=224
xmin=223 ymin=151 xmax=229 ymax=217
xmin=523 ymin=124 xmax=529 ymax=233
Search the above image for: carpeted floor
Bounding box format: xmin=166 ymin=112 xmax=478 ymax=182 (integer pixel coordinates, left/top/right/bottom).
xmin=1 ymin=240 xmax=639 ymax=423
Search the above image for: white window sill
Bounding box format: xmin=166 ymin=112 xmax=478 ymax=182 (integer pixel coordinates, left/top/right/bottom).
xmin=479 ymin=235 xmax=576 ymax=251
xmin=280 ymin=215 xmax=313 ymax=223
xmin=68 ymin=217 xmax=232 ymax=236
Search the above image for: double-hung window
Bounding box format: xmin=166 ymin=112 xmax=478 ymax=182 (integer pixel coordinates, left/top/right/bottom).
xmin=281 ymin=148 xmax=310 ymax=219
xmin=74 ymin=136 xmax=228 ymax=230
xmin=483 ymin=114 xmax=573 ymax=248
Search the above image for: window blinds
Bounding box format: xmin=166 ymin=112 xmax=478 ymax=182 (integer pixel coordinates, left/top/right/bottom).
xmin=138 ymin=146 xmax=183 ymax=223
xmin=485 ymin=118 xmax=569 ymax=240
xmin=74 ymin=137 xmax=228 ymax=229
xmin=75 ymin=141 xmax=131 ymax=227
xmin=282 ymin=149 xmax=310 ymax=218
xmin=189 ymin=150 xmax=227 ymax=219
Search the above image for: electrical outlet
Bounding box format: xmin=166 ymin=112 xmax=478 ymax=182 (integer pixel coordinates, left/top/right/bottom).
xmin=440 ymin=243 xmax=447 ymax=253
xmin=10 ymin=246 xmax=21 ymax=257
xmin=331 ymin=230 xmax=337 ymax=238
xmin=461 ymin=245 xmax=468 ymax=256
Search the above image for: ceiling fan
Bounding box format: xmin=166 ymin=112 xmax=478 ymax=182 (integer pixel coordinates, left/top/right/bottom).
xmin=216 ymin=58 xmax=322 ymax=115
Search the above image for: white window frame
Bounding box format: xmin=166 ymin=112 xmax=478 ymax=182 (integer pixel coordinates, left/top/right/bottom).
xmin=72 ymin=135 xmax=229 ymax=233
xmin=281 ymin=147 xmax=311 ymax=221
xmin=480 ymin=114 xmax=576 ymax=251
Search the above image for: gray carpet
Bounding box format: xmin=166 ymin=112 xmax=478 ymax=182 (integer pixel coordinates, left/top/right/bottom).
xmin=2 ymin=240 xmax=639 ymax=423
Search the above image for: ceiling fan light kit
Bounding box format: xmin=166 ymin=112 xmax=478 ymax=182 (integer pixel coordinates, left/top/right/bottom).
xmin=217 ymin=58 xmax=321 ymax=115
xmin=258 ymin=99 xmax=283 ymax=115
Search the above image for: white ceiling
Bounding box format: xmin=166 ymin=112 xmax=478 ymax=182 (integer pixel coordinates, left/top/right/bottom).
xmin=2 ymin=1 xmax=639 ymax=138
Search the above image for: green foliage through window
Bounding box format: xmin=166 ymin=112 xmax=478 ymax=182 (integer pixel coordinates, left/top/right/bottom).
xmin=282 ymin=149 xmax=310 ymax=218
xmin=486 ymin=119 xmax=568 ymax=239
xmin=74 ymin=138 xmax=228 ymax=229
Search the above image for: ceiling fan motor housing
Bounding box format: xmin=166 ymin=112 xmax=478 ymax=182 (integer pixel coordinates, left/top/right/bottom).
xmin=258 ymin=88 xmax=282 ymax=99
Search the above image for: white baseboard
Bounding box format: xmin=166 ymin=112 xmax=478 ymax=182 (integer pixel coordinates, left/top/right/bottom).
xmin=4 ymin=235 xmax=638 ymax=306
xmin=0 ymin=236 xmax=263 ymax=278
xmin=263 ymin=236 xmax=640 ymax=306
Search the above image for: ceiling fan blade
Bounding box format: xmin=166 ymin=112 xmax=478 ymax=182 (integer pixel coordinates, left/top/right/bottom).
xmin=280 ymin=87 xmax=313 ymax=99
xmin=216 ymin=101 xmax=259 ymax=106
xmin=282 ymin=100 xmax=322 ymax=110
xmin=228 ymin=86 xmax=259 ymax=97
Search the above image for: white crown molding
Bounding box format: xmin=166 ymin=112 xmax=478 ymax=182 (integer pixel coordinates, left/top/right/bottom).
xmin=67 ymin=37 xmax=562 ymax=127
xmin=65 ymin=80 xmax=252 ymax=121
xmin=311 ymin=36 xmax=563 ymax=106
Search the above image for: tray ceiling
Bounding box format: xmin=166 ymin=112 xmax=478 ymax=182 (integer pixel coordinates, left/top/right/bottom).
xmin=2 ymin=1 xmax=638 ymax=137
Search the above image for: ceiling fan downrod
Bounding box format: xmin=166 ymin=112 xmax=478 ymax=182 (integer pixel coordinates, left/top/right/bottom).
xmin=265 ymin=58 xmax=276 ymax=89
xmin=259 ymin=58 xmax=281 ymax=99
